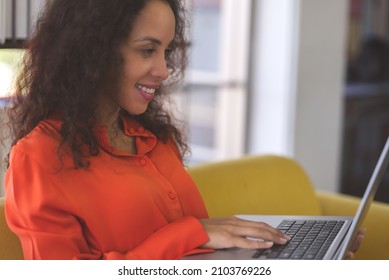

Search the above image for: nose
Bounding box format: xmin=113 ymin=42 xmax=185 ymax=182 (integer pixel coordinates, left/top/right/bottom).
xmin=151 ymin=55 xmax=170 ymax=81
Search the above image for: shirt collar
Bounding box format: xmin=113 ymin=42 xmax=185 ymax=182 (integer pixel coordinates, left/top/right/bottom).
xmin=97 ymin=114 xmax=157 ymax=156
xmin=45 ymin=114 xmax=157 ymax=156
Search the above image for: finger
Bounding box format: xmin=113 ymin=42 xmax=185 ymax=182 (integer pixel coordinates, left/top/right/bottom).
xmin=228 ymin=235 xmax=275 ymax=250
xmin=231 ymin=225 xmax=289 ymax=245
xmin=358 ymin=228 xmax=367 ymax=237
xmin=224 ymin=218 xmax=289 ymax=244
xmin=350 ymin=231 xmax=365 ymax=253
xmin=231 ymin=217 xmax=290 ymax=240
xmin=346 ymin=251 xmax=354 ymax=259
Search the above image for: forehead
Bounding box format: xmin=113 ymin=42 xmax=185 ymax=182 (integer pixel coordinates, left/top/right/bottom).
xmin=129 ymin=0 xmax=176 ymax=43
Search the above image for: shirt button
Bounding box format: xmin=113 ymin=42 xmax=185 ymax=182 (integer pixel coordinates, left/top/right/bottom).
xmin=129 ymin=128 xmax=135 ymax=134
xmin=138 ymin=127 xmax=145 ymax=133
xmin=139 ymin=159 xmax=147 ymax=166
xmin=168 ymin=192 xmax=176 ymax=200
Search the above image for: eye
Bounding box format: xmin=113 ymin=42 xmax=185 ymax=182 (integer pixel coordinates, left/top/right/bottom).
xmin=141 ymin=48 xmax=156 ymax=57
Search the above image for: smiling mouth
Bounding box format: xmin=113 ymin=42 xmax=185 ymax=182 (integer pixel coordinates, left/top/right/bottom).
xmin=136 ymin=84 xmax=157 ymax=101
xmin=136 ymin=84 xmax=156 ymax=94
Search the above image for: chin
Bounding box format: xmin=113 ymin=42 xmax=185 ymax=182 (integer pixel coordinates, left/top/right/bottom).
xmin=123 ymin=106 xmax=148 ymax=116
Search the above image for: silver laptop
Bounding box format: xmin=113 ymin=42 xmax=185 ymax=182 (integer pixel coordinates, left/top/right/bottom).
xmin=184 ymin=136 xmax=389 ymax=260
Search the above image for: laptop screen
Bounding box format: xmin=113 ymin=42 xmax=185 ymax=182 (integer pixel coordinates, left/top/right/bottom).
xmin=336 ymin=136 xmax=389 ymax=259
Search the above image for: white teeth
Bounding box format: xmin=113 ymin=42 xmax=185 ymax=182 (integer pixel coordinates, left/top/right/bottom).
xmin=137 ymin=85 xmax=156 ymax=94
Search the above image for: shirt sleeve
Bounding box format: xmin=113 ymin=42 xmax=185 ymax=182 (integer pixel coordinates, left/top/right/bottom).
xmin=5 ymin=148 xmax=211 ymax=260
xmin=94 ymin=216 xmax=212 ymax=260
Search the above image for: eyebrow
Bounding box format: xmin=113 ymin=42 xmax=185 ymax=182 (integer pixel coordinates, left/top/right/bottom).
xmin=133 ymin=36 xmax=175 ymax=47
xmin=133 ymin=36 xmax=162 ymax=45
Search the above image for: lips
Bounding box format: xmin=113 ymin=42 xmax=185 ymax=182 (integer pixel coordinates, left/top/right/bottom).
xmin=136 ymin=83 xmax=157 ymax=101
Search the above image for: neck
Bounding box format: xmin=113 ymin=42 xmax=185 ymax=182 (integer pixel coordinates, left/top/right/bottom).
xmin=97 ymin=95 xmax=121 ymax=127
xmin=97 ymin=99 xmax=137 ymax=155
xmin=103 ymin=109 xmax=121 ymax=129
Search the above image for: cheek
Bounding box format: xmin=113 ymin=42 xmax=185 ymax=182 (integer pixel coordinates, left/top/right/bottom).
xmin=122 ymin=56 xmax=149 ymax=79
xmin=122 ymin=64 xmax=136 ymax=82
xmin=118 ymin=69 xmax=138 ymax=94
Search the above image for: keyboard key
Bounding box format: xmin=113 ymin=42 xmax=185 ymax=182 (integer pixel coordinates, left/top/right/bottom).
xmin=252 ymin=219 xmax=345 ymax=260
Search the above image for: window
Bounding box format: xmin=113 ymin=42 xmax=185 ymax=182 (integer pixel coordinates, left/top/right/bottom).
xmin=0 ymin=49 xmax=24 ymax=100
xmin=0 ymin=0 xmax=48 ymax=47
xmin=0 ymin=0 xmax=46 ymax=100
xmin=175 ymin=0 xmax=252 ymax=165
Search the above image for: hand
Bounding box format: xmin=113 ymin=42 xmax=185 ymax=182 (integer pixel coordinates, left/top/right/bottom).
xmin=346 ymin=228 xmax=366 ymax=259
xmin=199 ymin=217 xmax=290 ymax=250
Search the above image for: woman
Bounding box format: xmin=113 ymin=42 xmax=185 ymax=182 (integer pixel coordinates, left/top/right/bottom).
xmin=4 ymin=0 xmax=290 ymax=259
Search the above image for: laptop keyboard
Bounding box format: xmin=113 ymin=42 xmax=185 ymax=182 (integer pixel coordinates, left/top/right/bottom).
xmin=252 ymin=219 xmax=345 ymax=259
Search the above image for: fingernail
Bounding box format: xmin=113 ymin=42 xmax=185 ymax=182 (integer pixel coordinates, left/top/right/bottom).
xmin=279 ymin=237 xmax=288 ymax=243
xmin=265 ymin=241 xmax=274 ymax=247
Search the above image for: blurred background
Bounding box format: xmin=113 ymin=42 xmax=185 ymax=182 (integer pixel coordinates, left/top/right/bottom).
xmin=1 ymin=0 xmax=388 ymax=202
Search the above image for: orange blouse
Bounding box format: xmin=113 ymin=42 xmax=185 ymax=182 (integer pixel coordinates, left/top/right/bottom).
xmin=5 ymin=115 xmax=210 ymax=259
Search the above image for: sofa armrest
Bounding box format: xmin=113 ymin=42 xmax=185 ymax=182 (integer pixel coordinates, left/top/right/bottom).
xmin=317 ymin=191 xmax=389 ymax=260
xmin=0 ymin=197 xmax=23 ymax=259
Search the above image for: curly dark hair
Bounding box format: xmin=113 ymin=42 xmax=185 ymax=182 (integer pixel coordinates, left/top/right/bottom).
xmin=7 ymin=0 xmax=189 ymax=168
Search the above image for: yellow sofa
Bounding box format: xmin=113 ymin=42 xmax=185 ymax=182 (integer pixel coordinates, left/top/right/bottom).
xmin=1 ymin=154 xmax=389 ymax=259
xmin=188 ymin=154 xmax=389 ymax=260
xmin=0 ymin=196 xmax=23 ymax=259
